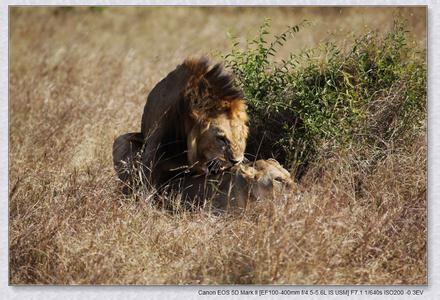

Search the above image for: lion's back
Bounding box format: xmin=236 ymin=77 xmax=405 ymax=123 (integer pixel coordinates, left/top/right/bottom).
xmin=141 ymin=63 xmax=192 ymax=136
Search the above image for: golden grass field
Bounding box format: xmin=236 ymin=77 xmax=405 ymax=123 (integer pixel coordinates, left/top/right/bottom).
xmin=9 ymin=7 xmax=426 ymax=284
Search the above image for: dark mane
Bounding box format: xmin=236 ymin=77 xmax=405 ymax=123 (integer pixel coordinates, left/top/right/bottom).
xmin=183 ymin=58 xmax=243 ymax=103
xmin=204 ymin=62 xmax=244 ymax=101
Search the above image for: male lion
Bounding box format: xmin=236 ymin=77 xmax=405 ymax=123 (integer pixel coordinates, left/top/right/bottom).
xmin=113 ymin=58 xmax=248 ymax=192
xmin=164 ymin=159 xmax=296 ymax=212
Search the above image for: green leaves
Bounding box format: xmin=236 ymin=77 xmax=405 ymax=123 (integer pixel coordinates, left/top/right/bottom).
xmin=222 ymin=19 xmax=425 ymax=178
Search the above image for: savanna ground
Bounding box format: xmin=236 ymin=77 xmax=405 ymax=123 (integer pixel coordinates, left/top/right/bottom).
xmin=9 ymin=7 xmax=426 ymax=284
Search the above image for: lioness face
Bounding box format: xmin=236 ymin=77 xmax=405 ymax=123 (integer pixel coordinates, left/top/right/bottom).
xmin=188 ymin=114 xmax=248 ymax=174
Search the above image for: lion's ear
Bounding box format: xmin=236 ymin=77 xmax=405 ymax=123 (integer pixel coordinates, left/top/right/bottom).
xmin=229 ymin=99 xmax=248 ymax=122
xmin=189 ymin=106 xmax=212 ymax=124
xmin=187 ymin=132 xmax=197 ymax=165
xmin=189 ymin=108 xmax=202 ymax=121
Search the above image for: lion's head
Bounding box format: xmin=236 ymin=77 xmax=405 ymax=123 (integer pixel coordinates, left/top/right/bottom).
xmin=182 ymin=58 xmax=249 ymax=175
xmin=186 ymin=103 xmax=248 ymax=174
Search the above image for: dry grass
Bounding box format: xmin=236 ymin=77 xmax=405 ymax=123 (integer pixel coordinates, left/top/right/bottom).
xmin=9 ymin=7 xmax=426 ymax=284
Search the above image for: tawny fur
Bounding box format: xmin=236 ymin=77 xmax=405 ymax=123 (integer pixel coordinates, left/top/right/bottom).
xmin=165 ymin=159 xmax=296 ymax=213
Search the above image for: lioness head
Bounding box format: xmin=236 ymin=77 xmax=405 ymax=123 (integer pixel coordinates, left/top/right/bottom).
xmin=187 ymin=100 xmax=248 ymax=174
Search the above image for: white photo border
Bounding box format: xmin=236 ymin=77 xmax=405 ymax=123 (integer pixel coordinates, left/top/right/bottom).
xmin=1 ymin=1 xmax=438 ymax=299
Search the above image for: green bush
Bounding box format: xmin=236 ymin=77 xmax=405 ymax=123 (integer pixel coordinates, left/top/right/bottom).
xmin=223 ymin=19 xmax=426 ymax=180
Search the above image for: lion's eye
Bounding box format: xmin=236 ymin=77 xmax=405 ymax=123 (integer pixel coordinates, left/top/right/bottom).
xmin=217 ymin=135 xmax=228 ymax=149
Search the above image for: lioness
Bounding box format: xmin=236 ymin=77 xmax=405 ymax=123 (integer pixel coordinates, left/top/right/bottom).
xmin=164 ymin=159 xmax=295 ymax=212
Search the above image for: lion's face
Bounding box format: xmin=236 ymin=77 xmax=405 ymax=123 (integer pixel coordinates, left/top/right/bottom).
xmin=187 ymin=113 xmax=248 ymax=174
